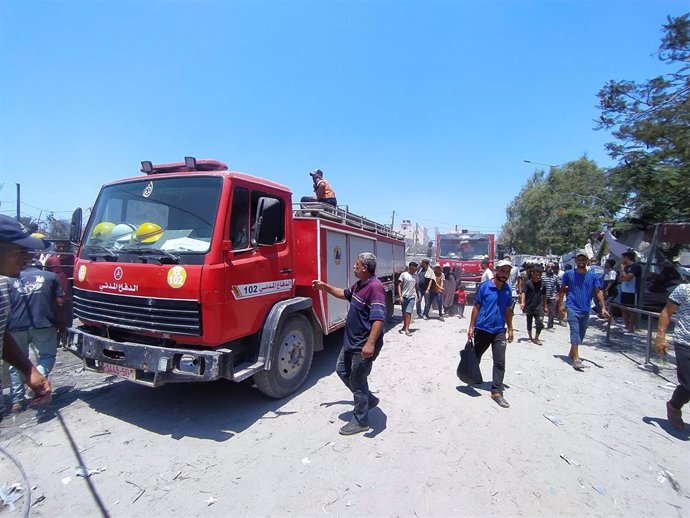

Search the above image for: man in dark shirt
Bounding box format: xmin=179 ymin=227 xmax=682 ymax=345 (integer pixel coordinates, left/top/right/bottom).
xmin=520 ymin=266 xmax=547 ymax=345
xmin=8 ymin=261 xmax=64 ymax=412
xmin=312 ymin=252 xmax=386 ymax=435
xmin=416 ymin=259 xmax=431 ymax=318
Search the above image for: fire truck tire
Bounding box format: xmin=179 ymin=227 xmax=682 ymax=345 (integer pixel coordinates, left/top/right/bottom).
xmin=385 ymin=291 xmax=395 ymax=320
xmin=254 ymin=313 xmax=315 ymax=398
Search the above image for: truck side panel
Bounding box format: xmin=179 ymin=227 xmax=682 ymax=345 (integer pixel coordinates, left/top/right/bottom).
xmin=325 ymin=230 xmax=349 ymax=328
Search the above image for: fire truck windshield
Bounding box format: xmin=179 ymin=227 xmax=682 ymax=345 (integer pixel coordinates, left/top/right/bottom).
xmin=83 ymin=176 xmax=222 ymax=254
xmin=439 ymin=238 xmax=490 ymax=260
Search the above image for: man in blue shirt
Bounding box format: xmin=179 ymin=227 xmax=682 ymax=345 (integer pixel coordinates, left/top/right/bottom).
xmin=312 ymin=252 xmax=386 ymax=435
xmin=468 ymin=259 xmax=514 ymax=408
xmin=558 ymin=250 xmax=609 ymax=371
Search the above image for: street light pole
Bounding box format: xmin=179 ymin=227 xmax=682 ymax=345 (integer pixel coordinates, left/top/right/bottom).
xmin=523 ymin=160 xmax=561 ymax=169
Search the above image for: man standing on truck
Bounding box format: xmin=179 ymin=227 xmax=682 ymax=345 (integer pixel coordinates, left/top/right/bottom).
xmin=300 ymin=169 xmax=337 ymax=207
xmin=0 ymin=216 xmax=53 ymax=420
xmin=312 ymin=252 xmax=385 ymax=435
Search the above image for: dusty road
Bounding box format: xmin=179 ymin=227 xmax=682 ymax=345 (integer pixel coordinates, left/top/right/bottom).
xmin=1 ymin=307 xmax=688 ymax=517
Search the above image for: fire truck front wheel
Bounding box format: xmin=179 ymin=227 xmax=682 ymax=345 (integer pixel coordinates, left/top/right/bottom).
xmin=254 ymin=314 xmax=315 ymax=398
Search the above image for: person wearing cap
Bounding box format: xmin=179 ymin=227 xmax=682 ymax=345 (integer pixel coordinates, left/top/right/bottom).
xmin=300 ymin=169 xmax=337 ymax=207
xmin=655 ymin=265 xmax=690 ymax=430
xmin=503 ymin=255 xmax=521 ymax=311
xmin=467 ymin=258 xmax=514 ymax=408
xmin=0 ymin=216 xmax=53 ymax=418
xmin=557 ymin=249 xmax=609 ymax=371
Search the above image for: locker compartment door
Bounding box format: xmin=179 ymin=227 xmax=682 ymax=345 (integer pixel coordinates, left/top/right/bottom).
xmin=326 ymin=230 xmax=349 ymax=327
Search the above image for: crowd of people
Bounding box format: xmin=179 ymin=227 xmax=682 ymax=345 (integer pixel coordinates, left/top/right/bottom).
xmin=313 ymin=248 xmax=688 ymax=435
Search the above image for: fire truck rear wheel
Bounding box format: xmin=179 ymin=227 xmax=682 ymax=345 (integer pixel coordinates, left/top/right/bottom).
xmin=254 ymin=313 xmax=315 ymax=399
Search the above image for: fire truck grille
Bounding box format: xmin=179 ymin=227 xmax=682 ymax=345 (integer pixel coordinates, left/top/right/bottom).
xmin=73 ymin=288 xmax=201 ymax=336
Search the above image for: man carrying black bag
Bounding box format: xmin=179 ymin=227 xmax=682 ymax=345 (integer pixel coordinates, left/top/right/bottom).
xmin=467 ymin=259 xmax=515 ymax=408
xmin=457 ymin=338 xmax=483 ymax=386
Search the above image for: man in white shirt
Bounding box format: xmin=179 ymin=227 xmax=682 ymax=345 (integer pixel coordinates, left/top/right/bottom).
xmin=480 ymin=259 xmax=494 ymax=283
xmin=398 ymin=262 xmax=419 ymax=336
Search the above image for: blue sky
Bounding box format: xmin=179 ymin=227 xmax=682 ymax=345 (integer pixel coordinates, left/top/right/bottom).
xmin=0 ymin=0 xmax=683 ymax=237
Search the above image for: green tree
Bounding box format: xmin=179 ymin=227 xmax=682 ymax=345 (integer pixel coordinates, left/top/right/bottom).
xmin=500 ymin=158 xmax=619 ymax=255
xmin=597 ymin=13 xmax=690 ymax=224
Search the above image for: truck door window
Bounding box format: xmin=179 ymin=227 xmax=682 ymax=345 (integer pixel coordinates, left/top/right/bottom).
xmin=230 ymin=187 xmax=250 ymax=250
xmin=250 ymin=191 xmax=285 ymax=244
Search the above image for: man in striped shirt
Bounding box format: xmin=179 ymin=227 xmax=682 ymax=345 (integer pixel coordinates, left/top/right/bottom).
xmin=542 ymin=262 xmax=562 ymax=329
xmin=0 ymin=216 xmax=53 ymax=420
xmin=312 ymin=252 xmax=385 ymax=435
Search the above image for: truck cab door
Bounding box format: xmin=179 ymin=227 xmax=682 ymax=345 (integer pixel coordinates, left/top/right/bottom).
xmin=224 ymin=186 xmax=292 ymax=340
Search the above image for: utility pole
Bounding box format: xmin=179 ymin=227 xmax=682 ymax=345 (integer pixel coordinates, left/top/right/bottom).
xmin=391 ymin=210 xmax=395 ymax=230
xmin=16 ymin=183 xmax=20 ymax=221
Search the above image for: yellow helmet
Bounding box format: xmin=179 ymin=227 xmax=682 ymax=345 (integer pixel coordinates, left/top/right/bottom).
xmin=31 ymin=232 xmax=47 ymax=239
xmin=91 ymin=222 xmax=115 ymax=240
xmin=136 ymin=222 xmax=163 ymax=243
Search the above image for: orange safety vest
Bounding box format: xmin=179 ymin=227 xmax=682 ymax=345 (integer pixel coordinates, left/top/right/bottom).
xmin=316 ymin=178 xmax=336 ymax=200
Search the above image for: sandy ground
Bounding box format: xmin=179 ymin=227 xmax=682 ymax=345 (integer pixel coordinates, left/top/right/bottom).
xmin=0 ymin=306 xmax=688 ymax=517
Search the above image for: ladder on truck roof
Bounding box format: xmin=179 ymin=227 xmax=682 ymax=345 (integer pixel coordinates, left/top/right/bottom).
xmin=293 ymin=203 xmax=403 ymax=240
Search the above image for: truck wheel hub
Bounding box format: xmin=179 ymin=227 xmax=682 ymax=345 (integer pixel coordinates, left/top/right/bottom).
xmin=278 ymin=331 xmax=305 ymax=380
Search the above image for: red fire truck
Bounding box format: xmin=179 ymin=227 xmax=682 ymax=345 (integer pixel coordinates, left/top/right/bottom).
xmin=66 ymin=157 xmax=405 ymax=397
xmin=435 ymin=230 xmax=495 ymax=294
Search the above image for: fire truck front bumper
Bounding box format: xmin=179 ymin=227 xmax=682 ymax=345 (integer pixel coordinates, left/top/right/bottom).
xmin=66 ymin=327 xmax=233 ymax=387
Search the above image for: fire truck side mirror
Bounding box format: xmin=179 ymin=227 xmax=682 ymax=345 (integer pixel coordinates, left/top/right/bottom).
xmin=426 ymin=241 xmax=433 ymax=258
xmin=70 ymin=207 xmax=83 ymax=245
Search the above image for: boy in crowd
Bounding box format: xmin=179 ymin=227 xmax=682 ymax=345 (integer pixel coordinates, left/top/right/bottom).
xmin=398 ymin=262 xmax=418 ymax=336
xmin=521 ymin=265 xmax=547 ymax=345
xmin=455 ymin=284 xmax=467 ymax=318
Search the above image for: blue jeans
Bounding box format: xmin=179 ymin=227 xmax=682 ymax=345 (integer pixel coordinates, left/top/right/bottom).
xmin=566 ymin=309 xmax=589 ymax=346
xmin=336 ymin=348 xmax=374 ymax=426
xmin=423 ymin=292 xmax=443 ymax=318
xmin=402 ymin=296 xmax=416 ymax=314
xmin=10 ymin=327 xmax=58 ymax=404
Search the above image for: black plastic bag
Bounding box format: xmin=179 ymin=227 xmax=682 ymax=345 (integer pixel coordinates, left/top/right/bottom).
xmin=456 ymin=339 xmax=483 ymax=385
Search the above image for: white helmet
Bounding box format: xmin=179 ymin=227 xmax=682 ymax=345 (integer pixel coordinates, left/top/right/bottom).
xmin=111 ymin=223 xmax=136 ymax=243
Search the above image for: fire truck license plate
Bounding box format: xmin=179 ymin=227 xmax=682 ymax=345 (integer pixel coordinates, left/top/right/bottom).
xmin=99 ymin=362 xmax=136 ymax=380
